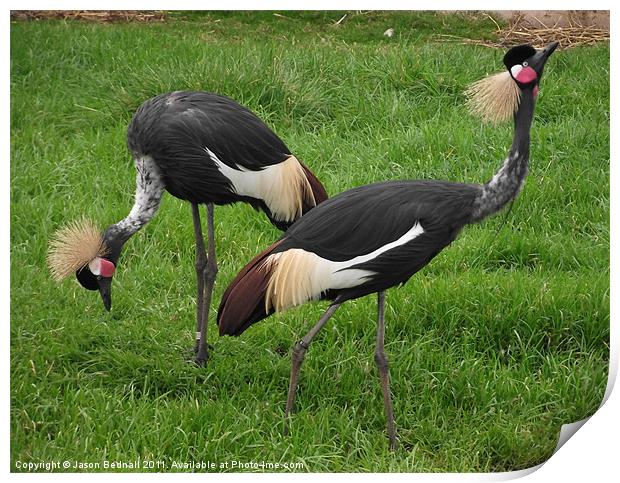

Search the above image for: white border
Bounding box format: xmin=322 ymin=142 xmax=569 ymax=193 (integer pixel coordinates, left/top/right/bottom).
xmin=5 ymin=1 xmax=616 ymax=481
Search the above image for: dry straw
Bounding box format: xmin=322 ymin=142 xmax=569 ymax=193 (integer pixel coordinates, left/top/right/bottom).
xmin=47 ymin=218 xmax=107 ymax=281
xmin=436 ymin=12 xmax=608 ymax=49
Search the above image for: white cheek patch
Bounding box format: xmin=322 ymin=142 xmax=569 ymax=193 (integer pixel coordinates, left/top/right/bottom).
xmin=510 ymin=64 xmax=523 ymax=77
xmin=88 ymin=258 xmax=102 ymax=276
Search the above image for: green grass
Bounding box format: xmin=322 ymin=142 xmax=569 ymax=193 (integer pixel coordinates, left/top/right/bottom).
xmin=11 ymin=11 xmax=609 ymax=472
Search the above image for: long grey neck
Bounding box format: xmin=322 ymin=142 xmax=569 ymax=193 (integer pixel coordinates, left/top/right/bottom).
xmin=103 ymin=156 xmax=165 ymax=264
xmin=470 ymin=88 xmax=535 ymax=223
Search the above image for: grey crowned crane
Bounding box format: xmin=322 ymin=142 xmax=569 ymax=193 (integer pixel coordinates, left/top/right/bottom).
xmin=47 ymin=91 xmax=328 ymax=364
xmin=217 ymin=42 xmax=558 ymax=449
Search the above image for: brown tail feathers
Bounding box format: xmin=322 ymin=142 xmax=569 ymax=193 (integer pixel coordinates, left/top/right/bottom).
xmin=217 ymin=240 xmax=283 ymax=336
xmin=300 ymin=160 xmax=328 ymax=209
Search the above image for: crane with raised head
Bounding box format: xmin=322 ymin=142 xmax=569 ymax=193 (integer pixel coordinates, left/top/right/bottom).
xmin=216 ymin=42 xmax=559 ymax=449
xmin=48 ymin=91 xmax=328 ymax=364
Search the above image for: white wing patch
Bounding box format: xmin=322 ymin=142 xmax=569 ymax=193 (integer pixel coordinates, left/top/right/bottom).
xmin=264 ymin=221 xmax=425 ymax=312
xmin=205 ymin=147 xmax=314 ymax=222
xmin=332 ymin=221 xmax=425 ymax=269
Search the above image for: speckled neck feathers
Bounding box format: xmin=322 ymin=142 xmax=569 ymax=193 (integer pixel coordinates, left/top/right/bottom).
xmin=103 ymin=155 xmax=165 ymax=263
xmin=471 ymin=89 xmax=535 ymax=223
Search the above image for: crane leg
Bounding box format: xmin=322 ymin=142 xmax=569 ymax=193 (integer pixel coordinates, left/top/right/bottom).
xmin=196 ymin=203 xmax=217 ymax=364
xmin=374 ymin=291 xmax=397 ymax=450
xmin=283 ymin=302 xmax=341 ymax=436
xmin=191 ymin=203 xmax=217 ymax=365
xmin=191 ymin=203 xmax=206 ymax=355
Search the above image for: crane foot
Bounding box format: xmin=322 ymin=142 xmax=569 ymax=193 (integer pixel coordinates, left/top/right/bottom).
xmin=194 ymin=351 xmax=210 ymax=366
xmin=184 ymin=344 xmax=214 ymax=365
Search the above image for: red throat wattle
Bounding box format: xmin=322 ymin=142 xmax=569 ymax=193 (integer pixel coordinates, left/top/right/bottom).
xmin=515 ymin=66 xmax=537 ymax=84
xmin=99 ymin=258 xmax=116 ymax=277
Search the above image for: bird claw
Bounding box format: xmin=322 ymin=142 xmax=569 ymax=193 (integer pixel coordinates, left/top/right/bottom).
xmin=184 ymin=343 xmax=214 ymax=365
xmin=193 ymin=348 xmax=211 ymax=366
xmin=193 ymin=355 xmax=209 ymax=366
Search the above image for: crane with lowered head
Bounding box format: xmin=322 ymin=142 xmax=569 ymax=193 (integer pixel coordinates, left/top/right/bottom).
xmin=48 ymin=91 xmax=328 ymax=364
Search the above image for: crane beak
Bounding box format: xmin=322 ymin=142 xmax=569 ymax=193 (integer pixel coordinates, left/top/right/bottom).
xmin=98 ymin=277 xmax=112 ymax=311
xmin=543 ymin=41 xmax=559 ymax=58
xmin=530 ymin=41 xmax=559 ymax=75
xmin=538 ymin=41 xmax=559 ymax=66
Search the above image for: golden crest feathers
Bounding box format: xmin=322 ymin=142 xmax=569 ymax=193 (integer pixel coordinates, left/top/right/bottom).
xmin=465 ymin=71 xmax=521 ymax=124
xmin=47 ymin=218 xmax=107 ymax=281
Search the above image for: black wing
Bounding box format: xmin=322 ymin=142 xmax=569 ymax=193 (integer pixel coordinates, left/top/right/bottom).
xmin=126 ymin=91 xmax=293 ymax=204
xmin=128 ymin=91 xmax=291 ymax=171
xmin=277 ymin=180 xmax=482 ymax=301
xmin=279 ymin=180 xmax=480 ymax=259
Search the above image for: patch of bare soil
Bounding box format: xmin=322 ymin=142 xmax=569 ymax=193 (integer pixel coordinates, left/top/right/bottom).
xmin=10 ymin=10 xmax=166 ymax=23
xmin=492 ymin=10 xmax=609 ymax=30
xmin=440 ymin=10 xmax=609 ymax=49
